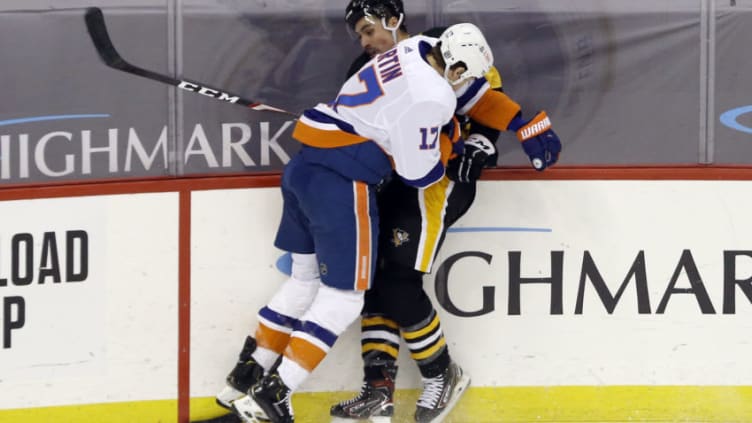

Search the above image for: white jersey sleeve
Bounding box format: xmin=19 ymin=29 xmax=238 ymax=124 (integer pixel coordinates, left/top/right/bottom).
xmin=293 ymin=34 xmax=458 ymax=188
xmin=388 ymin=99 xmax=455 ymax=188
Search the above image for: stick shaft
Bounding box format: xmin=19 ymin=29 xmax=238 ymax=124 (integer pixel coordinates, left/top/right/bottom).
xmin=84 ymin=7 xmax=295 ymax=115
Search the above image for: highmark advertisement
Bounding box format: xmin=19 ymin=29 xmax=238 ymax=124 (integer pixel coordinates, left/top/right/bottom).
xmin=189 ymin=181 xmax=752 ymax=397
xmin=4 ymin=1 xmax=752 ymax=186
xmin=0 ymin=115 xmax=297 ymax=182
xmin=0 ymin=180 xmax=750 ymax=420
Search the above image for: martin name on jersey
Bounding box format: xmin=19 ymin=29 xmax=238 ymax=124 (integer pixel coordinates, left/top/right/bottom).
xmin=292 ymin=35 xmax=459 ymax=189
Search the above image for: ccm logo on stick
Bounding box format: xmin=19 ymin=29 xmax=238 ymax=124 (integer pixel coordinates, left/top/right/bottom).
xmin=177 ymin=81 xmax=240 ymax=103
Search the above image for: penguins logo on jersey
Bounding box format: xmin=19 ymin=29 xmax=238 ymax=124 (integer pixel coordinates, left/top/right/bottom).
xmin=391 ymin=228 xmax=410 ymax=246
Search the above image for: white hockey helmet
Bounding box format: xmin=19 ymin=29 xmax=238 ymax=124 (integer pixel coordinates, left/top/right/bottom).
xmin=439 ymin=23 xmax=494 ymax=86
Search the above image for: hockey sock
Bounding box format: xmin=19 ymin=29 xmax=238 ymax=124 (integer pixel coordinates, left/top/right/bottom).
xmin=402 ymin=309 xmax=450 ymax=378
xmin=417 ymin=348 xmax=451 ymax=378
xmin=253 ymin=253 xmax=322 ymax=370
xmin=361 ymin=313 xmax=401 ymax=365
xmin=281 ymin=285 xmax=364 ymax=391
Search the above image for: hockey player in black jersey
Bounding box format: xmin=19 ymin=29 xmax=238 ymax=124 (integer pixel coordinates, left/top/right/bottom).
xmin=330 ymin=1 xmax=561 ymax=423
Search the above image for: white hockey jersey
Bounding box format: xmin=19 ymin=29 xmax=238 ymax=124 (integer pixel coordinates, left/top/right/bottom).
xmin=292 ymin=35 xmax=457 ymax=188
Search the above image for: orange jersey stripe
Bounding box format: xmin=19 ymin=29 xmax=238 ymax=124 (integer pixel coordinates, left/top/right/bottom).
xmin=284 ymin=336 xmax=327 ymax=372
xmin=439 ymin=116 xmax=461 ymax=165
xmin=466 ymin=90 xmax=521 ymax=131
xmin=255 ymin=322 xmax=291 ymax=354
xmin=353 ymin=182 xmax=372 ymax=291
xmin=292 ymin=119 xmax=370 ymax=148
xmin=439 ymin=133 xmax=455 ymax=165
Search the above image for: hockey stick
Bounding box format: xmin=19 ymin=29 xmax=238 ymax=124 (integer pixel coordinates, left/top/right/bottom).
xmin=190 ymin=412 xmax=243 ymax=423
xmin=84 ymin=7 xmax=296 ymax=116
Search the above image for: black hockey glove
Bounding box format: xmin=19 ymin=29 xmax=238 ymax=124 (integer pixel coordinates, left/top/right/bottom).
xmin=510 ymin=111 xmax=561 ymax=171
xmin=447 ymin=133 xmax=496 ymax=183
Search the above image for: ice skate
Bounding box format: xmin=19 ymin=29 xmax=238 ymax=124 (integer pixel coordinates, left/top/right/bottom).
xmin=215 ymin=336 xmax=269 ymax=422
xmin=414 ymin=361 xmax=470 ymax=423
xmin=330 ymin=364 xmax=397 ymax=423
xmin=235 ymin=372 xmax=294 ymax=423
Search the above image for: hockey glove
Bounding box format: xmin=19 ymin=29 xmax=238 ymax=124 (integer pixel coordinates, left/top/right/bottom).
xmin=447 ymin=133 xmax=496 ymax=183
xmin=510 ymin=111 xmax=561 ymax=171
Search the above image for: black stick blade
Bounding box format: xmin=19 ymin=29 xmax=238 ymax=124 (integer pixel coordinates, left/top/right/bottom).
xmin=85 ymin=7 xmax=128 ymax=69
xmin=190 ymin=412 xmax=243 ymax=423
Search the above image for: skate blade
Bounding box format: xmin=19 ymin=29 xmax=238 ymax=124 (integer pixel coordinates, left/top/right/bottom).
xmin=430 ymin=373 xmax=472 ymax=423
xmin=231 ymin=396 xmax=270 ymax=423
xmin=216 ymin=385 xmax=246 ymax=409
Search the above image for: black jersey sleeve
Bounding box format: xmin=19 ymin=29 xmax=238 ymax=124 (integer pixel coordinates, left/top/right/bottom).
xmin=346 ymin=51 xmax=372 ymax=79
xmin=421 ymin=26 xmax=447 ymax=38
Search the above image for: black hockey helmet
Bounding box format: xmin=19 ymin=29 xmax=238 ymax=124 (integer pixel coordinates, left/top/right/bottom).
xmin=345 ymin=0 xmax=405 ymax=29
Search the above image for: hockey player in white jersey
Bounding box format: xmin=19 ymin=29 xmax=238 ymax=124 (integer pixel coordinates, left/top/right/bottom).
xmin=220 ymin=24 xmax=495 ymax=423
xmin=290 ymin=33 xmax=471 ymax=187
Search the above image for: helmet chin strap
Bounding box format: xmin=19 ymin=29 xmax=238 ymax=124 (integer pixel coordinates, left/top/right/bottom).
xmin=381 ymin=13 xmax=404 ymax=44
xmin=444 ymin=67 xmax=470 ymax=86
